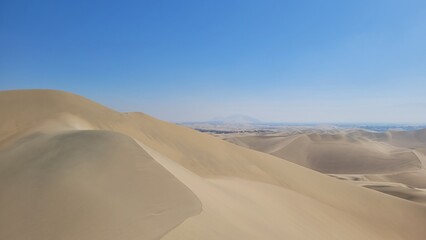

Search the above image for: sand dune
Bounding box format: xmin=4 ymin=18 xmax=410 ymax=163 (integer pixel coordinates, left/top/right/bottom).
xmin=226 ymin=133 xmax=422 ymax=174
xmin=1 ymin=90 xmax=426 ymax=240
xmin=225 ymin=128 xmax=426 ymax=206
xmin=0 ymin=129 xmax=200 ymax=240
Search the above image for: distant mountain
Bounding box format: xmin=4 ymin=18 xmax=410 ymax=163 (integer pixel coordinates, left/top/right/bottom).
xmin=211 ymin=114 xmax=262 ymax=124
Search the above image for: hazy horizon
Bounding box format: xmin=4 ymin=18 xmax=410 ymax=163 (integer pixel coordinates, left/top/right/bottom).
xmin=180 ymin=113 xmax=426 ymax=126
xmin=1 ymin=1 xmax=426 ymax=123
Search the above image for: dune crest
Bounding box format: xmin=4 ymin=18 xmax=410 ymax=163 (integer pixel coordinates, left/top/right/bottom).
xmin=225 ymin=128 xmax=426 ymax=205
xmin=1 ymin=90 xmax=425 ymax=240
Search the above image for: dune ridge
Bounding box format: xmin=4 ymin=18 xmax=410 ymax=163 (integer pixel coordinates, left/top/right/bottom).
xmin=1 ymin=90 xmax=426 ymax=240
xmin=225 ymin=127 xmax=426 ymax=205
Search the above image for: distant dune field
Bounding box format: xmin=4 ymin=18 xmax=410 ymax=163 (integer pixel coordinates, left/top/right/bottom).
xmin=225 ymin=128 xmax=426 ymax=204
xmin=1 ymin=90 xmax=425 ymax=240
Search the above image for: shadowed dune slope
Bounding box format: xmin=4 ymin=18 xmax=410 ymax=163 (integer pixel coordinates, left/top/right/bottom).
xmin=1 ymin=90 xmax=426 ymax=240
xmin=226 ymin=129 xmax=426 ymax=205
xmin=0 ymin=130 xmax=201 ymax=240
xmin=346 ymin=129 xmax=426 ymax=148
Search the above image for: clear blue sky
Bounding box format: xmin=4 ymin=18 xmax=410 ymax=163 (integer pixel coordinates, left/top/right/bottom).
xmin=1 ymin=0 xmax=426 ymax=123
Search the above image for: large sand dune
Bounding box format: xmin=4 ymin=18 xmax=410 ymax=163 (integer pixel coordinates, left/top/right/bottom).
xmin=225 ymin=127 xmax=426 ymax=205
xmin=1 ymin=90 xmax=425 ymax=240
xmin=226 ymin=132 xmax=423 ymax=174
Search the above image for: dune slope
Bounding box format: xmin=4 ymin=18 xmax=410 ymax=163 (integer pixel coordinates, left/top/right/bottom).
xmin=225 ymin=129 xmax=426 ymax=205
xmin=226 ymin=133 xmax=422 ymax=174
xmin=1 ymin=90 xmax=426 ymax=240
xmin=0 ymin=129 xmax=201 ymax=240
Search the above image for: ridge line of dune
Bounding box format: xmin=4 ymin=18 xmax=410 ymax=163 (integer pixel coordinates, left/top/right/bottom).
xmin=2 ymin=89 xmax=426 ymax=240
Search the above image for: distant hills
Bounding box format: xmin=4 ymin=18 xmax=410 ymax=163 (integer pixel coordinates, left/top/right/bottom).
xmin=210 ymin=114 xmax=262 ymax=124
xmin=182 ymin=116 xmax=426 ymax=133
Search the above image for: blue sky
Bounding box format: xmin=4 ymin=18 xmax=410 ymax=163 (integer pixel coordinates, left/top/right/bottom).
xmin=1 ymin=0 xmax=426 ymax=123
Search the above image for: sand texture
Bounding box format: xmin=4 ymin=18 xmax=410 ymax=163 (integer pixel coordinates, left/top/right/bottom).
xmin=1 ymin=90 xmax=425 ymax=240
